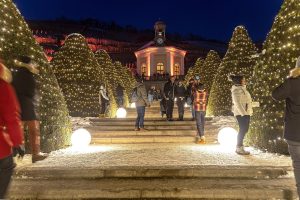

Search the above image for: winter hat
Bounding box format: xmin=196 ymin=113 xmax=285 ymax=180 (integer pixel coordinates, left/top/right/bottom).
xmin=296 ymin=56 xmax=300 ymax=68
xmin=289 ymin=57 xmax=300 ymax=78
xmin=195 ymin=75 xmax=200 ymax=81
xmin=228 ymin=74 xmax=244 ymax=85
xmin=196 ymin=83 xmax=205 ymax=91
xmin=14 ymin=55 xmax=39 ymax=74
xmin=0 ymin=62 xmax=12 ymax=83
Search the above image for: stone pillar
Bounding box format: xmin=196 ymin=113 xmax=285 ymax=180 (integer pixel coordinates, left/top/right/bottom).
xmin=150 ymin=53 xmax=155 ymax=77
xmin=166 ymin=52 xmax=171 ymax=74
xmin=181 ymin=56 xmax=185 ymax=75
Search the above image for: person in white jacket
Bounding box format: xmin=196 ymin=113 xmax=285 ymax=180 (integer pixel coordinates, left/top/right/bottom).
xmin=99 ymin=85 xmax=109 ymax=116
xmin=229 ymin=74 xmax=253 ymax=155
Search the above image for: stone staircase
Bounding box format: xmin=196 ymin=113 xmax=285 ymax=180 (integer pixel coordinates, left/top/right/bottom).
xmin=87 ymin=118 xmax=218 ymax=144
xmin=7 ymin=104 xmax=297 ymax=199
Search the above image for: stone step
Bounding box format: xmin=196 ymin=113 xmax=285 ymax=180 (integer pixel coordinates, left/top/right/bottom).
xmin=14 ymin=166 xmax=290 ymax=179
xmin=90 ymin=120 xmax=210 ymax=126
xmin=91 ymin=136 xmax=199 ymax=144
xmin=126 ymin=108 xmax=192 ymax=112
xmin=126 ymin=115 xmax=193 ymax=118
xmin=86 ymin=125 xmax=218 ymax=130
xmin=90 ymin=117 xmax=214 ymax=122
xmin=89 ymin=129 xmax=212 ymax=136
xmin=88 ymin=126 xmax=197 ymax=130
xmin=8 ymin=177 xmax=296 ymax=199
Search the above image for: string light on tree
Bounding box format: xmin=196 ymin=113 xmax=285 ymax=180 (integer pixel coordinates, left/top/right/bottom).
xmin=0 ymin=0 xmax=71 ymax=152
xmin=207 ymin=26 xmax=258 ymax=116
xmin=248 ymin=0 xmax=300 ymax=154
xmin=51 ymin=33 xmax=101 ymax=117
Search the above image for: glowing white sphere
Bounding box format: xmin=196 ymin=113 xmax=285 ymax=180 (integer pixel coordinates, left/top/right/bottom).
xmin=130 ymin=103 xmax=136 ymax=108
xmin=184 ymin=103 xmax=189 ymax=108
xmin=71 ymin=128 xmax=91 ymax=147
xmin=116 ymin=108 xmax=127 ymax=118
xmin=218 ymin=127 xmax=238 ymax=146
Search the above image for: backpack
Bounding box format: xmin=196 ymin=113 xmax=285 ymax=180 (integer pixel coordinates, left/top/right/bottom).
xmin=130 ymin=88 xmax=138 ymax=103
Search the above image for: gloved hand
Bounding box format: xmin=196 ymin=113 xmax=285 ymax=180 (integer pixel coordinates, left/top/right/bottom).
xmin=13 ymin=145 xmax=25 ymax=158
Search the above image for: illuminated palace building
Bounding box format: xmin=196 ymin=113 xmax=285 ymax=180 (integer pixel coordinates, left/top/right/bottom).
xmin=135 ymin=21 xmax=186 ymax=79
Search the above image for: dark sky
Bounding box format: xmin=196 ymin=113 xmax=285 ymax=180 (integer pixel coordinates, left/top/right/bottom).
xmin=13 ymin=0 xmax=283 ymax=42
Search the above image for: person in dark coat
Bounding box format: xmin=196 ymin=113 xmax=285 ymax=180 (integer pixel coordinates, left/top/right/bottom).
xmin=175 ymin=79 xmax=187 ymax=121
xmin=272 ymin=57 xmax=300 ymax=198
xmin=0 ymin=61 xmax=24 ymax=199
xmin=163 ymin=76 xmax=176 ymax=121
xmin=12 ymin=55 xmax=47 ymax=163
xmin=116 ymin=84 xmax=124 ymax=107
xmin=187 ymin=78 xmax=195 ymax=120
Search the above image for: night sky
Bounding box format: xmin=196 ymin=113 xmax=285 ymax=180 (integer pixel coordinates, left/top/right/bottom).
xmin=13 ymin=0 xmax=283 ymax=42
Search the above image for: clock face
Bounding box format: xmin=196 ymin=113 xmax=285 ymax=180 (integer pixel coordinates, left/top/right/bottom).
xmin=156 ymin=37 xmax=164 ymax=45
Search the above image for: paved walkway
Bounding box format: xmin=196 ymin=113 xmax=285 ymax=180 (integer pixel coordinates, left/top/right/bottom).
xmin=18 ymin=143 xmax=292 ymax=170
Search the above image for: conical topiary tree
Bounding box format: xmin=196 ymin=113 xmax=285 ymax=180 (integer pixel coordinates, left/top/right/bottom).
xmin=200 ymin=50 xmax=221 ymax=94
xmin=184 ymin=58 xmax=204 ymax=85
xmin=247 ymin=0 xmax=300 ymax=154
xmin=207 ymin=26 xmax=258 ymax=116
xmin=193 ymin=58 xmax=205 ymax=78
xmin=0 ymin=0 xmax=71 ymax=152
xmin=52 ymin=33 xmax=101 ymax=117
xmin=184 ymin=66 xmax=195 ymax=85
xmin=95 ymin=50 xmax=118 ymax=117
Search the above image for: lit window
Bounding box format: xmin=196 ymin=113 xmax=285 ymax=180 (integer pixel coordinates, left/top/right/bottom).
xmin=156 ymin=63 xmax=164 ymax=74
xmin=174 ymin=63 xmax=180 ymax=76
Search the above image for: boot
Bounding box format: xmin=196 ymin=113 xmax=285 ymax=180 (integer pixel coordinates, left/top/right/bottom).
xmin=198 ymin=136 xmax=206 ymax=144
xmin=236 ymin=146 xmax=250 ymax=155
xmin=27 ymin=121 xmax=48 ymax=163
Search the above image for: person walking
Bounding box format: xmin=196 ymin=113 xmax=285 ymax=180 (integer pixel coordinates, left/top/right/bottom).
xmin=163 ymin=76 xmax=176 ymax=121
xmin=193 ymin=83 xmax=207 ymax=144
xmin=148 ymin=86 xmax=154 ymax=105
xmin=99 ymin=84 xmax=109 ymax=117
xmin=272 ymin=57 xmax=300 ymax=198
xmin=12 ymin=55 xmax=48 ymax=163
xmin=0 ymin=61 xmax=24 ymax=199
xmin=229 ymin=74 xmax=253 ymax=155
xmin=134 ymin=79 xmax=150 ymax=131
xmin=116 ymin=84 xmax=124 ymax=107
xmin=175 ymin=79 xmax=187 ymax=121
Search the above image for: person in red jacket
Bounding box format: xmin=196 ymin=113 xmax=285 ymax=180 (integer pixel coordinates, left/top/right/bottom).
xmin=0 ymin=61 xmax=24 ymax=199
xmin=193 ymin=83 xmax=207 ymax=144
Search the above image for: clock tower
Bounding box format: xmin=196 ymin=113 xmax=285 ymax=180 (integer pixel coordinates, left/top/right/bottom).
xmin=154 ymin=21 xmax=166 ymax=46
xmin=135 ymin=21 xmax=186 ymax=78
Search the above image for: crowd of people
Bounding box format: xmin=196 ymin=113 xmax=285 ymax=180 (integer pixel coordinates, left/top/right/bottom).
xmin=130 ymin=57 xmax=300 ymax=197
xmin=1 ymin=56 xmax=300 ymax=198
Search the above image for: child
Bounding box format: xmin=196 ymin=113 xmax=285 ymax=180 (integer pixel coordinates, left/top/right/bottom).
xmin=193 ymin=83 xmax=207 ymax=144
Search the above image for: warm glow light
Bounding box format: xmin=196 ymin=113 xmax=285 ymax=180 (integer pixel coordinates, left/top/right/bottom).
xmin=116 ymin=108 xmax=127 ymax=118
xmin=218 ymin=127 xmax=238 ymax=147
xmin=184 ymin=103 xmax=189 ymax=108
xmin=130 ymin=103 xmax=136 ymax=108
xmin=71 ymin=128 xmax=91 ymax=148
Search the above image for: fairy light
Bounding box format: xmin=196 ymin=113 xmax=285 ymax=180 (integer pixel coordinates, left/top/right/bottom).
xmin=207 ymin=26 xmax=258 ymax=116
xmin=248 ymin=0 xmax=299 ymax=154
xmin=0 ymin=0 xmax=72 ymax=152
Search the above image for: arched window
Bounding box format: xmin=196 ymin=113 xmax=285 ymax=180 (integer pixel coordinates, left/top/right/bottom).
xmin=156 ymin=63 xmax=164 ymax=74
xmin=174 ymin=63 xmax=180 ymax=76
xmin=141 ymin=63 xmax=147 ymax=75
